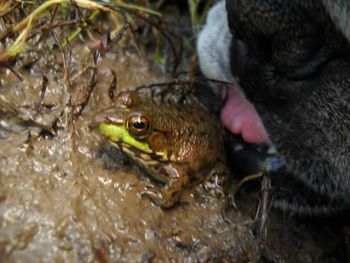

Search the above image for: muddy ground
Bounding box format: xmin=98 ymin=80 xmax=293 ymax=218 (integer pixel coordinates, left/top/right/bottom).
xmin=0 ymin=1 xmax=349 ymax=262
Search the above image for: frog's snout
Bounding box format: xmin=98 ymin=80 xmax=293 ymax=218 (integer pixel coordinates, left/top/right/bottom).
xmin=88 ymin=112 xmax=106 ymax=130
xmin=92 ymin=108 xmax=125 ymax=126
xmin=93 ymin=112 xmax=109 ymax=125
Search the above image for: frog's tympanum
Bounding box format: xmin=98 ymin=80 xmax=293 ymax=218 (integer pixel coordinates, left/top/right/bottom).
xmin=95 ymin=91 xmax=228 ymax=208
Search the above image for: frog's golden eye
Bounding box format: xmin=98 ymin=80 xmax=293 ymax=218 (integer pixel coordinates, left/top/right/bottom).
xmin=127 ymin=114 xmax=151 ymax=137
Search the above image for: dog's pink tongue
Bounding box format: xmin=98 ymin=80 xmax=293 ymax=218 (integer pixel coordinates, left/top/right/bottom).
xmin=221 ymin=85 xmax=270 ymax=145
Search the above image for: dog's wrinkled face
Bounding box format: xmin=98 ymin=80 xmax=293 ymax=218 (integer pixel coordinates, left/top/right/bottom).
xmin=197 ymin=0 xmax=350 ymax=214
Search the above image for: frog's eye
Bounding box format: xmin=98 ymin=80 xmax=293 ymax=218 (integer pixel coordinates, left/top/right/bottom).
xmin=127 ymin=114 xmax=151 ymax=137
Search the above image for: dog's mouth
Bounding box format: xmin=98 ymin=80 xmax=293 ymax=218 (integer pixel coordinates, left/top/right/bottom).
xmin=220 ymin=85 xmax=271 ymax=145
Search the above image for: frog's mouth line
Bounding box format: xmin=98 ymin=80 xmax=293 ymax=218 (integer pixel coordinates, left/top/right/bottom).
xmin=108 ymin=140 xmax=169 ymax=164
xmin=108 ymin=140 xmax=170 ymax=184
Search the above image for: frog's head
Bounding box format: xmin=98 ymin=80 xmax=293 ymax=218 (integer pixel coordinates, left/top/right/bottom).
xmin=94 ymin=91 xmax=170 ymax=166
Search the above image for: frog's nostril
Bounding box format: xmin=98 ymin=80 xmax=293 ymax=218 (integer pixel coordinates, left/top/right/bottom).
xmin=88 ymin=121 xmax=96 ymax=130
xmin=93 ymin=109 xmax=125 ymax=126
xmin=93 ymin=113 xmax=107 ymax=125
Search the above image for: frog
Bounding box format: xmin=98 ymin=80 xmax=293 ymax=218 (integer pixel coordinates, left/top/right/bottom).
xmin=94 ymin=90 xmax=229 ymax=208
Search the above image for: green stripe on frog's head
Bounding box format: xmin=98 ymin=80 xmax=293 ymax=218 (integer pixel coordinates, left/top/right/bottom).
xmin=95 ymin=91 xmax=170 ymax=164
xmin=99 ymin=123 xmax=153 ymax=154
xmin=98 ymin=122 xmax=170 ymax=184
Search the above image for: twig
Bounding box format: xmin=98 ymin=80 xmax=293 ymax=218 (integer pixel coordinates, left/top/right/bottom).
xmin=72 ymin=56 xmax=98 ymax=117
xmin=129 ymin=10 xmax=183 ymax=76
xmin=108 ymin=70 xmax=117 ymax=100
xmin=255 ymin=170 xmax=273 ymax=239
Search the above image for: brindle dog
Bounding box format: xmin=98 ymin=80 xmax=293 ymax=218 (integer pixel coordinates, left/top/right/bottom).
xmin=198 ymin=0 xmax=350 ymax=214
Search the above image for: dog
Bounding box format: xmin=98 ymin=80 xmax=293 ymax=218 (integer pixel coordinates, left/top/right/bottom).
xmin=197 ymin=0 xmax=350 ymax=215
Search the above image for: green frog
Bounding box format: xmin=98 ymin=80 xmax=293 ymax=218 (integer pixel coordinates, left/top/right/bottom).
xmin=94 ymin=90 xmax=228 ymax=208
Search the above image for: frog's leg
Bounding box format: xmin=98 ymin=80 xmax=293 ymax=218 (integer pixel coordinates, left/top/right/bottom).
xmin=142 ymin=164 xmax=190 ymax=208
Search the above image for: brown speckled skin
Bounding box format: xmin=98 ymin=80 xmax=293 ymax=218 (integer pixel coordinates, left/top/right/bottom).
xmin=97 ymin=91 xmax=227 ymax=208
